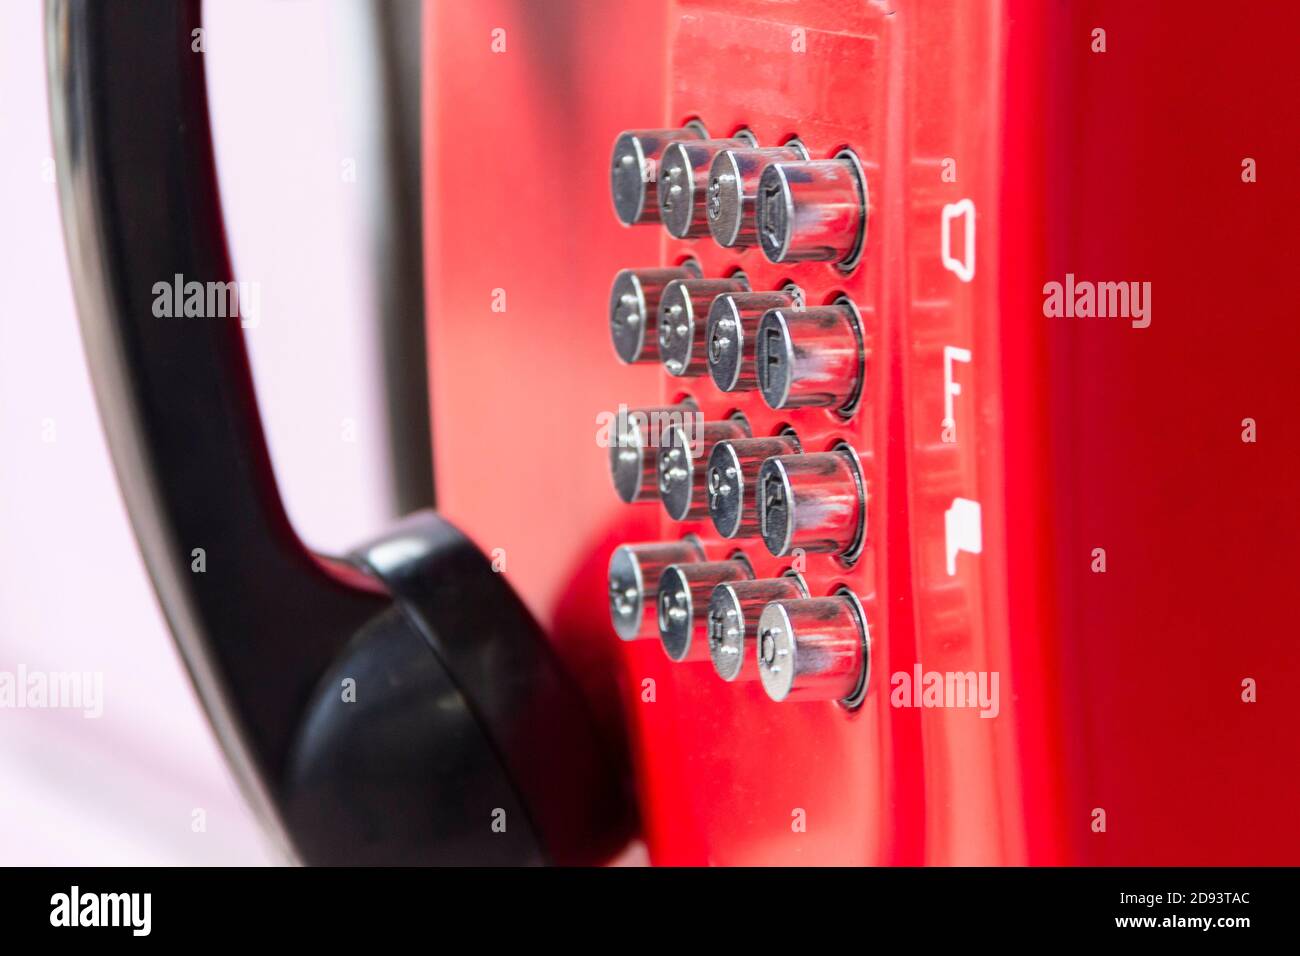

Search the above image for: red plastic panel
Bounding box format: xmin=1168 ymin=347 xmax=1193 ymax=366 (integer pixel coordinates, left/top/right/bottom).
xmin=423 ymin=0 xmax=1300 ymax=866
xmin=641 ymin=2 xmax=898 ymax=866
xmin=1039 ymin=1 xmax=1300 ymax=865
xmin=421 ymin=0 xmax=673 ymax=746
xmin=635 ymin=0 xmax=1038 ymax=866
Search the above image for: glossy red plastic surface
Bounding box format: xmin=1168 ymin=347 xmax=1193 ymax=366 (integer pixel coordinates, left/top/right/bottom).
xmin=423 ymin=0 xmax=1300 ymax=865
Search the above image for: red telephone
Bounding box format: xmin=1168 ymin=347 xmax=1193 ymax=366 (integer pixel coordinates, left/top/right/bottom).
xmin=50 ymin=0 xmax=1300 ymax=866
xmin=424 ymin=0 xmax=1300 ymax=866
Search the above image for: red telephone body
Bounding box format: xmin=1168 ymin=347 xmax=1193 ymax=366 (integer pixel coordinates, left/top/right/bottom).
xmin=423 ymin=0 xmax=1300 ymax=865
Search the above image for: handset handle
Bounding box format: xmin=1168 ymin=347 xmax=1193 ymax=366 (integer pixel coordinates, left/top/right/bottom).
xmin=46 ymin=0 xmax=628 ymax=865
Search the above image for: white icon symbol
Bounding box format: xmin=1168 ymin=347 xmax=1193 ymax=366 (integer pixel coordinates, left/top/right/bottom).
xmin=945 ymin=497 xmax=982 ymax=576
xmin=942 ymin=345 xmax=972 ymax=439
xmin=940 ymin=198 xmax=976 ymax=282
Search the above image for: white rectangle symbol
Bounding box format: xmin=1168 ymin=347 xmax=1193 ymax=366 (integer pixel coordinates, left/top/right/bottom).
xmin=945 ymin=496 xmax=982 ymax=575
xmin=941 ymin=199 xmax=976 ymax=282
